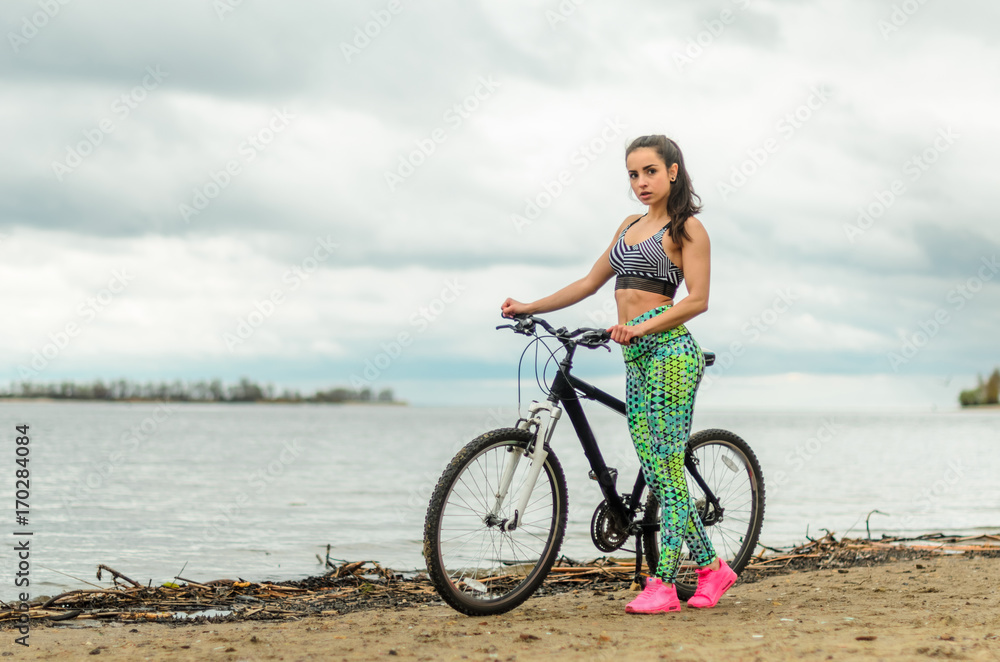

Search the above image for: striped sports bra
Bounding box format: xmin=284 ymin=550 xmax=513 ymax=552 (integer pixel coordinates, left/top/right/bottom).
xmin=608 ymin=215 xmax=684 ymax=297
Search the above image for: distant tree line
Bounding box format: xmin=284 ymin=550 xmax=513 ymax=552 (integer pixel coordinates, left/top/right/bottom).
xmin=959 ymin=368 xmax=1000 ymax=407
xmin=0 ymin=378 xmax=398 ymax=404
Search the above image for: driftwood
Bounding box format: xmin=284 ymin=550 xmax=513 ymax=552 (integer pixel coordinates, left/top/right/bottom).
xmin=2 ymin=532 xmax=997 ymax=625
xmin=738 ymin=531 xmax=1000 ymax=584
xmin=96 ymin=564 xmax=142 ymax=588
xmin=0 ymin=560 xmax=425 ymax=626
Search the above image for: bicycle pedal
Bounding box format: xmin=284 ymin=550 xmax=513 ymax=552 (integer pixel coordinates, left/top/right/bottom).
xmin=588 ymin=468 xmax=618 ymax=483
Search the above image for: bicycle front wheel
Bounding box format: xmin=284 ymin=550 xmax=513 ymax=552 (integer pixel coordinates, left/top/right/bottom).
xmin=643 ymin=428 xmax=765 ymax=600
xmin=423 ymin=428 xmax=568 ymax=616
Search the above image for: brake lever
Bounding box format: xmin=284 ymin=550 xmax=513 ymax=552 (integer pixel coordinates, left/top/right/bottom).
xmin=498 ymin=316 xmax=536 ymax=336
xmin=589 ymin=338 xmax=612 ymax=352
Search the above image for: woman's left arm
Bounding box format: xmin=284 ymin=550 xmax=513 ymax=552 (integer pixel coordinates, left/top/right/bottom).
xmin=610 ymin=219 xmax=710 ymax=342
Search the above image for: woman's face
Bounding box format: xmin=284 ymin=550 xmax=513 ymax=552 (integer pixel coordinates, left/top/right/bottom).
xmin=626 ymin=147 xmax=677 ymax=207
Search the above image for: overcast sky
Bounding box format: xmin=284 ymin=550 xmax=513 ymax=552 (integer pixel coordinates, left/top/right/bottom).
xmin=2 ymin=0 xmax=997 ymax=408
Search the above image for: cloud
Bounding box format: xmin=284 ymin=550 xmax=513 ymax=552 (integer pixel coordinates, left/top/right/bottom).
xmin=1 ymin=0 xmax=998 ymax=403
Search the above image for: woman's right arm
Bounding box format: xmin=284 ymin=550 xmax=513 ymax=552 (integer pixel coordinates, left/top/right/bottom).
xmin=501 ymin=215 xmax=637 ymax=318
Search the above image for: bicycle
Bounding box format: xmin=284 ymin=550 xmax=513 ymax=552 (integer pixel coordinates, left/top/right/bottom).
xmin=423 ymin=314 xmax=765 ymax=616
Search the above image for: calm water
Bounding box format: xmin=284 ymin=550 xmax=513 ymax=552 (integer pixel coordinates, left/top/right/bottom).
xmin=1 ymin=401 xmax=997 ymax=600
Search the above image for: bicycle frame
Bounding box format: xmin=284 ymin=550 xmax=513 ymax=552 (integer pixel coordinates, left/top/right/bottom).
xmin=493 ymin=333 xmax=724 ymax=541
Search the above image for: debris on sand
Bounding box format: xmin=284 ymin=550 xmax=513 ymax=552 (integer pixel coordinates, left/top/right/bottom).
xmin=2 ymin=532 xmax=996 ymax=625
xmin=739 ymin=531 xmax=1000 ymax=583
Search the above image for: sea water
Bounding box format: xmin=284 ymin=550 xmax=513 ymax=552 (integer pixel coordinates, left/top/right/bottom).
xmin=0 ymin=401 xmax=997 ymax=600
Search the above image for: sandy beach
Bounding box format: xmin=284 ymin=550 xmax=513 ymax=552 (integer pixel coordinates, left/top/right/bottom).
xmin=8 ymin=553 xmax=999 ymax=661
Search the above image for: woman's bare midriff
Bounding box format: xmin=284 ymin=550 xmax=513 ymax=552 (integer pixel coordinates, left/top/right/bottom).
xmin=615 ymin=288 xmax=674 ymax=324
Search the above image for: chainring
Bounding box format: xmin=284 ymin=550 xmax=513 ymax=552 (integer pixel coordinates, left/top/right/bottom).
xmin=590 ymin=494 xmax=635 ymax=553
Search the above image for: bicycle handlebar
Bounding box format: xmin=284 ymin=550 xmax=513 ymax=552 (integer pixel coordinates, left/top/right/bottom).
xmin=496 ymin=314 xmax=611 ymax=350
xmin=497 ymin=314 xmax=717 ymax=366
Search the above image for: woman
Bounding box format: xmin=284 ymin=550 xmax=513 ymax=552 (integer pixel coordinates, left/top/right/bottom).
xmin=501 ymin=135 xmax=737 ymax=614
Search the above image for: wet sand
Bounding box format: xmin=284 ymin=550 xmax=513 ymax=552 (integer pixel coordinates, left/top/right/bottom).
xmin=9 ymin=553 xmax=1000 ymax=661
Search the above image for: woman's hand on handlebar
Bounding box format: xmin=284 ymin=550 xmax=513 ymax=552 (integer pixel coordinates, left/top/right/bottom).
xmin=501 ymin=298 xmax=531 ymax=318
xmin=606 ymin=324 xmax=641 ymax=346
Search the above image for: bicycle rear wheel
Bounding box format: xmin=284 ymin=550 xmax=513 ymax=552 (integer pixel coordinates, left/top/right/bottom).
xmin=643 ymin=428 xmax=765 ymax=600
xmin=423 ymin=428 xmax=568 ymax=616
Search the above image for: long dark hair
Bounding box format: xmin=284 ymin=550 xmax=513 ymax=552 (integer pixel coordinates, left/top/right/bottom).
xmin=625 ymin=135 xmax=702 ymax=245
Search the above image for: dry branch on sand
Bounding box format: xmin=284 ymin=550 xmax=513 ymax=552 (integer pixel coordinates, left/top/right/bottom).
xmin=2 ymin=532 xmax=997 ymax=626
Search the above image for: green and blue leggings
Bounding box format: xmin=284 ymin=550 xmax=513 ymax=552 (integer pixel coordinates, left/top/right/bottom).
xmin=622 ymin=305 xmax=716 ymax=581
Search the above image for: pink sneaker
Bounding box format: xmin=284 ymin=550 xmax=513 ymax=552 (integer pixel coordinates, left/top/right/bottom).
xmin=687 ymin=559 xmax=738 ymax=608
xmin=625 ymin=577 xmax=680 ymax=614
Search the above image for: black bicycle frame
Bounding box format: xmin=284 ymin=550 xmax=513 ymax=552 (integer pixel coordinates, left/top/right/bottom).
xmin=545 ymin=342 xmax=724 ymax=534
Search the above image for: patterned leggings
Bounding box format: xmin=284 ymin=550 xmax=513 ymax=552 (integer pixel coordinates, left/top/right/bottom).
xmin=622 ymin=306 xmax=716 ymax=581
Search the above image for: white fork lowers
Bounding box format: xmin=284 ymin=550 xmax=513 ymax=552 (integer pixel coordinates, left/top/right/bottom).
xmin=494 ymin=401 xmax=562 ymax=532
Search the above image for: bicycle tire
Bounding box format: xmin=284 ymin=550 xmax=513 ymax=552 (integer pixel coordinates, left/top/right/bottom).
xmin=423 ymin=428 xmax=568 ymax=616
xmin=642 ymin=428 xmax=765 ymax=600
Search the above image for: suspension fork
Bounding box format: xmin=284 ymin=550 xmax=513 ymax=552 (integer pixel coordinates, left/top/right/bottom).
xmin=490 ymin=400 xmax=562 ymax=532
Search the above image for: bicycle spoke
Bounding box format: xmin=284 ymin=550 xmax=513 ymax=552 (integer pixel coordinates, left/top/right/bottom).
xmin=449 ymin=481 xmax=486 ymax=515
xmin=428 ymin=433 xmax=565 ymax=613
xmin=644 ymin=434 xmax=765 ymax=599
